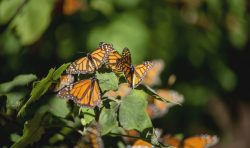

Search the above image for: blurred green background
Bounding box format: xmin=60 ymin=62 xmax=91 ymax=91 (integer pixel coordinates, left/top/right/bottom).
xmin=0 ymin=0 xmax=249 ymax=147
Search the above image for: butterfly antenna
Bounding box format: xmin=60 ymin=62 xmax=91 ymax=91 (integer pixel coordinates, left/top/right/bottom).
xmin=77 ymin=51 xmax=87 ymax=54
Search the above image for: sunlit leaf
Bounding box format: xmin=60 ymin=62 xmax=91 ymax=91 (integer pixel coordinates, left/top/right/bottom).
xmin=17 ymin=63 xmax=69 ymax=116
xmin=81 ymin=108 xmax=95 ymax=126
xmin=10 ymin=0 xmax=56 ymax=45
xmin=90 ymin=0 xmax=114 ymax=16
xmin=0 ymin=0 xmax=22 ymax=24
xmin=96 ymin=72 xmax=119 ymax=92
xmin=99 ymin=102 xmax=119 ymax=135
xmin=6 ymin=92 xmax=26 ymax=109
xmin=47 ymin=96 xmax=70 ymax=118
xmin=119 ymin=89 xmax=152 ymax=132
xmin=10 ymin=133 xmax=21 ymax=143
xmin=52 ymin=63 xmax=70 ymax=81
xmin=0 ymin=74 xmax=37 ymax=93
xmin=11 ymin=113 xmax=45 ymax=148
xmin=17 ymin=69 xmax=55 ymax=116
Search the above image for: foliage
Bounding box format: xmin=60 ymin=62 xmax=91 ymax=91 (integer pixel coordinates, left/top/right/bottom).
xmin=119 ymin=89 xmax=152 ymax=131
xmin=0 ymin=62 xmax=177 ymax=147
xmin=0 ymin=0 xmax=249 ymax=147
xmin=17 ymin=63 xmax=69 ymax=116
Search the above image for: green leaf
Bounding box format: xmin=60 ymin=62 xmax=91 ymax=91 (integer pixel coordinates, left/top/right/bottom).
xmin=11 ymin=113 xmax=45 ymax=148
xmin=0 ymin=0 xmax=22 ymax=24
xmin=96 ymin=72 xmax=119 ymax=92
xmin=10 ymin=133 xmax=21 ymax=143
xmin=10 ymin=0 xmax=56 ymax=45
xmin=81 ymin=108 xmax=95 ymax=126
xmin=6 ymin=92 xmax=26 ymax=109
xmin=0 ymin=74 xmax=37 ymax=93
xmin=119 ymin=89 xmax=152 ymax=132
xmin=99 ymin=102 xmax=119 ymax=135
xmin=138 ymin=85 xmax=181 ymax=105
xmin=52 ymin=63 xmax=70 ymax=81
xmin=47 ymin=96 xmax=70 ymax=118
xmin=49 ymin=133 xmax=64 ymax=144
xmin=17 ymin=69 xmax=55 ymax=116
xmin=17 ymin=64 xmax=68 ymax=116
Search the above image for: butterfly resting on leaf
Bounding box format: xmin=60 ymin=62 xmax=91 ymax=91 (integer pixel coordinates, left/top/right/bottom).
xmin=58 ymin=77 xmax=101 ymax=108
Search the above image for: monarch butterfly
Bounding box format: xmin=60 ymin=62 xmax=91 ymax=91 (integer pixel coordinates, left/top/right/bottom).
xmin=66 ymin=42 xmax=114 ymax=74
xmin=163 ymin=134 xmax=219 ymax=148
xmin=76 ymin=122 xmax=104 ymax=148
xmin=57 ymin=77 xmax=101 ymax=108
xmin=106 ymin=50 xmax=122 ymax=72
xmin=117 ymin=48 xmax=154 ymax=89
xmin=143 ymin=59 xmax=164 ymax=87
xmin=132 ymin=139 xmax=152 ymax=148
xmin=53 ymin=74 xmax=75 ymax=92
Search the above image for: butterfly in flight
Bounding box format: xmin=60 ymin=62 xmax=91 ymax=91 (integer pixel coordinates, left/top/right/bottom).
xmin=57 ymin=77 xmax=101 ymax=108
xmin=66 ymin=42 xmax=114 ymax=74
xmin=163 ymin=134 xmax=219 ymax=148
xmin=53 ymin=74 xmax=75 ymax=92
xmin=117 ymin=48 xmax=154 ymax=89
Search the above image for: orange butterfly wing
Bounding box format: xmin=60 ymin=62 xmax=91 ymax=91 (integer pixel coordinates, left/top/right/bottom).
xmin=53 ymin=74 xmax=74 ymax=92
xmin=164 ymin=134 xmax=219 ymax=148
xmin=143 ymin=59 xmax=164 ymax=86
xmin=120 ymin=61 xmax=154 ymax=89
xmin=121 ymin=47 xmax=132 ymax=65
xmin=77 ymin=122 xmax=104 ymax=148
xmin=117 ymin=48 xmax=154 ymax=88
xmin=66 ymin=43 xmax=114 ymax=74
xmin=183 ymin=135 xmax=219 ymax=148
xmin=163 ymin=135 xmax=181 ymax=147
xmin=132 ymin=61 xmax=154 ymax=88
xmin=132 ymin=139 xmax=152 ymax=148
xmin=107 ymin=50 xmax=122 ymax=72
xmin=116 ymin=48 xmax=132 ymax=71
xmin=85 ymin=122 xmax=104 ymax=148
xmin=58 ymin=78 xmax=101 ymax=108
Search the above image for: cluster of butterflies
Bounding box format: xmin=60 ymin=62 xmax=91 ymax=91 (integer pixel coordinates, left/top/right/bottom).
xmin=55 ymin=42 xmax=153 ymax=108
xmin=123 ymin=129 xmax=219 ymax=148
xmin=131 ymin=134 xmax=219 ymax=148
xmin=74 ymin=122 xmax=219 ymax=148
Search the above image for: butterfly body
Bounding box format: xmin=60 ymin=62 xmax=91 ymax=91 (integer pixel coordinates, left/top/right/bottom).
xmin=58 ymin=77 xmax=101 ymax=108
